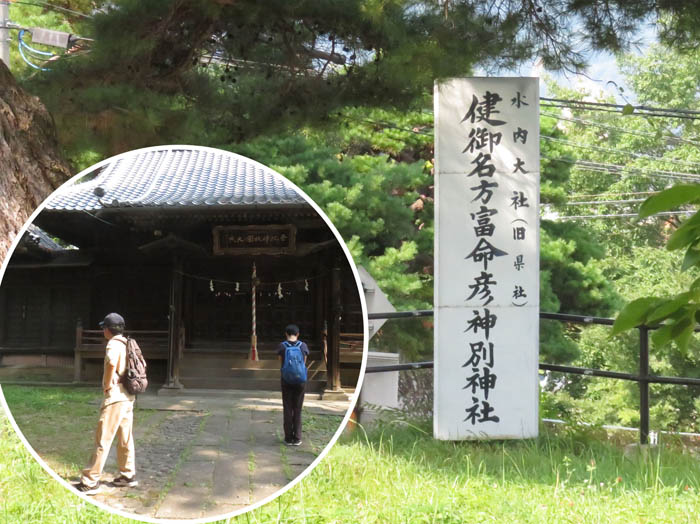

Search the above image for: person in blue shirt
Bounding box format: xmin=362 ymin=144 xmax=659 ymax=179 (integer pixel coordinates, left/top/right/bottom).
xmin=276 ymin=324 xmax=310 ymax=446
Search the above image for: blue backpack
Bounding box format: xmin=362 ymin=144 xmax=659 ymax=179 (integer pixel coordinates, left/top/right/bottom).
xmin=281 ymin=340 xmax=307 ymax=385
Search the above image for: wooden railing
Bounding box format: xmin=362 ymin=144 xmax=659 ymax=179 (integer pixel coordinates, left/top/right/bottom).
xmin=74 ymin=325 xmax=168 ymax=382
xmin=340 ymin=332 xmax=364 ymax=354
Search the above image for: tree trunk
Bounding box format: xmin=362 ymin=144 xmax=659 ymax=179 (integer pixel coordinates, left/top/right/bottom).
xmin=0 ymin=61 xmax=71 ymax=262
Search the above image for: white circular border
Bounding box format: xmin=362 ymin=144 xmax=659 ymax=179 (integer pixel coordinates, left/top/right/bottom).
xmin=0 ymin=144 xmax=370 ymax=524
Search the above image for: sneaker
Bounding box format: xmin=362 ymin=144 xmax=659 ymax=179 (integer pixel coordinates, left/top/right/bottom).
xmin=291 ymin=439 xmax=302 ymax=446
xmin=283 ymin=439 xmax=294 ymax=446
xmin=75 ymin=482 xmax=101 ymax=495
xmin=112 ymin=475 xmax=138 ymax=487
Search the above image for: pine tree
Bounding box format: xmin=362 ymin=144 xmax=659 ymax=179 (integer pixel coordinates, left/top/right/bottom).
xmin=14 ymin=0 xmax=700 ymax=165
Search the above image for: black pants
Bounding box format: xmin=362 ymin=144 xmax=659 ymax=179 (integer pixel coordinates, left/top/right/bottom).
xmin=281 ymin=381 xmax=305 ymax=442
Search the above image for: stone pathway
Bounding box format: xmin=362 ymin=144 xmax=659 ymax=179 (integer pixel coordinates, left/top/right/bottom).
xmin=85 ymin=392 xmax=350 ymax=520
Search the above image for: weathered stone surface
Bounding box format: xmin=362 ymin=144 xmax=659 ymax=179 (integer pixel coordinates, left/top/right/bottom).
xmin=76 ymin=392 xmax=347 ymax=519
xmin=0 ymin=62 xmax=71 ymax=261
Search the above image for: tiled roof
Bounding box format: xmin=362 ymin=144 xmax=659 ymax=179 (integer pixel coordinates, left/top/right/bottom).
xmin=46 ymin=148 xmax=306 ymax=211
xmin=24 ymin=224 xmax=64 ymax=251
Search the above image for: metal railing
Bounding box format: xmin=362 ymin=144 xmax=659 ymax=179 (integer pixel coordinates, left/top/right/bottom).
xmin=363 ymin=310 xmax=700 ymax=444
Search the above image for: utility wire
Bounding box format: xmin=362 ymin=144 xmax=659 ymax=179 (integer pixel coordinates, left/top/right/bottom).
xmin=541 ymin=98 xmax=700 ymax=121
xmin=562 ymin=199 xmax=647 ymax=206
xmin=553 ymin=211 xmax=694 ymax=220
xmin=542 ymin=97 xmax=700 ymax=117
xmin=347 ymin=114 xmax=700 ymax=183
xmin=18 ymin=30 xmax=50 ymax=70
xmin=542 ymin=135 xmax=700 ymax=172
xmin=543 ymin=156 xmax=700 ymax=184
xmin=10 ymin=0 xmax=92 ymax=19
xmin=541 ymin=111 xmax=700 ymax=148
xmin=19 ymin=29 xmax=52 ymax=56
xmin=568 ymin=190 xmax=659 ymax=199
xmin=540 ymin=104 xmax=700 ymax=121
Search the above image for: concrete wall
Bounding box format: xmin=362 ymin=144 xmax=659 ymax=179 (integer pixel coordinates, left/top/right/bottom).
xmin=358 ymin=351 xmax=399 ymax=424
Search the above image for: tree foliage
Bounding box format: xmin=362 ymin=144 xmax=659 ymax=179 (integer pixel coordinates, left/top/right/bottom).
xmin=540 ymin=41 xmax=700 ymax=430
xmin=11 ymin=0 xmax=699 ymax=166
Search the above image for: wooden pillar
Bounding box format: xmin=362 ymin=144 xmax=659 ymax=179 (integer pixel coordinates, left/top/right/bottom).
xmin=73 ymin=318 xmax=83 ymax=382
xmin=183 ymin=270 xmax=193 ymax=347
xmin=327 ymin=259 xmax=343 ymax=391
xmin=314 ymin=261 xmax=324 ymax=356
xmin=0 ymin=286 xmax=7 ymax=345
xmin=164 ymin=257 xmax=184 ymax=389
xmin=40 ymin=284 xmax=51 ymax=348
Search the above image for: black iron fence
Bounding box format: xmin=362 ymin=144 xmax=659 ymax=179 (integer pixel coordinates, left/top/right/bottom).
xmin=360 ymin=310 xmax=700 ymax=445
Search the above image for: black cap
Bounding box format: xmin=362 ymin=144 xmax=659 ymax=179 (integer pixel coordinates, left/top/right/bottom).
xmin=99 ymin=312 xmax=125 ymax=329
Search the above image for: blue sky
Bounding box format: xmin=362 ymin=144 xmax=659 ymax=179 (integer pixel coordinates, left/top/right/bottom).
xmin=537 ymin=22 xmax=658 ymax=103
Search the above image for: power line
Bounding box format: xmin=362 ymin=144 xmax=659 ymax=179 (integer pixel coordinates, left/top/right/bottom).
xmin=542 ymin=135 xmax=700 ymax=172
xmin=541 ymin=111 xmax=700 ymax=148
xmin=544 ymin=156 xmax=700 ymax=183
xmin=541 ymin=103 xmax=700 ymax=121
xmin=10 ymin=0 xmax=92 ymax=19
xmin=541 ymin=97 xmax=700 ymax=121
xmin=562 ymin=199 xmax=647 ymax=206
xmin=542 ymin=97 xmax=700 ymax=117
xmin=552 ymin=211 xmax=694 ymax=220
xmin=568 ymin=190 xmax=659 ymax=199
xmin=348 ymin=113 xmax=700 ymax=183
xmin=18 ymin=28 xmax=50 ymax=70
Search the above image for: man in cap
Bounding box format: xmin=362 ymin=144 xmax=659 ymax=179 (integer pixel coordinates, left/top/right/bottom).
xmin=75 ymin=312 xmax=137 ymax=494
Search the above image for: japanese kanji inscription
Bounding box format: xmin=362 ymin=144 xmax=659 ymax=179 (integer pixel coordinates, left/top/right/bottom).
xmin=434 ymin=78 xmax=540 ymax=440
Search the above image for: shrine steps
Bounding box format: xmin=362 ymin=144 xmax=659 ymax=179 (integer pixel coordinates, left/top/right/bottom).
xmin=178 ymin=351 xmax=328 ymax=392
xmin=177 ymin=377 xmax=327 ymax=392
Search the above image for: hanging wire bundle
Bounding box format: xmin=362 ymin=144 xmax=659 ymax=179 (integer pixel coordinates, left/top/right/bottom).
xmin=17 ymin=29 xmax=54 ymax=71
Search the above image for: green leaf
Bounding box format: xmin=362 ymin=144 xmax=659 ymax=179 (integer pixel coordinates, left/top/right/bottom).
xmin=681 ymin=242 xmax=700 ymax=271
xmin=667 ymin=222 xmax=700 ymax=251
xmin=675 ymin=317 xmax=696 ymax=355
xmin=646 ymin=293 xmax=691 ymax=324
xmin=639 ymin=186 xmax=700 ymax=218
xmin=651 ymin=324 xmax=674 ymax=347
xmin=611 ymin=297 xmax=661 ymax=335
xmin=671 ymin=315 xmax=693 ymax=338
xmin=622 ymin=104 xmax=635 ymax=115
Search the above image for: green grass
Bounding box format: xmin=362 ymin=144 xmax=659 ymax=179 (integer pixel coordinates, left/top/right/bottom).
xmin=3 ymin=385 xmax=104 ymax=477
xmin=301 ymin=408 xmax=344 ymax=455
xmin=235 ymin=420 xmax=700 ymax=524
xmin=3 ymin=387 xmax=700 ymax=523
xmin=2 ymin=385 xmax=161 ymax=478
xmin=0 ymin=408 xmax=133 ymax=523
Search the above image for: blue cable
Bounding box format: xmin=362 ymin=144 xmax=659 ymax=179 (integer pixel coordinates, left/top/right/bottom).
xmin=18 ymin=30 xmax=52 ymax=71
xmin=19 ymin=29 xmax=55 ymax=56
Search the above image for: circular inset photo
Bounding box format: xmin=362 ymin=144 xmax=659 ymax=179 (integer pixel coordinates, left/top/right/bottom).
xmin=0 ymin=145 xmax=367 ymax=522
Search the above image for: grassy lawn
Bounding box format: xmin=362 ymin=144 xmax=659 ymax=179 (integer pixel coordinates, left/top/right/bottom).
xmin=2 ymin=386 xmax=162 ymax=479
xmin=234 ymin=420 xmax=700 ymax=524
xmin=0 ymin=408 xmax=131 ymax=524
xmin=2 ymin=386 xmax=700 ymax=523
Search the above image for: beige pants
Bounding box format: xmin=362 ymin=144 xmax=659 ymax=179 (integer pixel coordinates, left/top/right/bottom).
xmin=81 ymin=400 xmax=135 ymax=486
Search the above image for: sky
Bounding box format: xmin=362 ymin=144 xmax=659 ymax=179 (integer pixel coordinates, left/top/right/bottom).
xmin=532 ymin=22 xmax=659 ymax=104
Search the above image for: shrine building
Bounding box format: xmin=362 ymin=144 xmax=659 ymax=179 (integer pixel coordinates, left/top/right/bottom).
xmin=0 ymin=147 xmax=364 ymax=394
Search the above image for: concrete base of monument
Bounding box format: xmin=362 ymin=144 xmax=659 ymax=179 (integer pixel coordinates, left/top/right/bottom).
xmin=357 ymin=406 xmax=391 ymax=426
